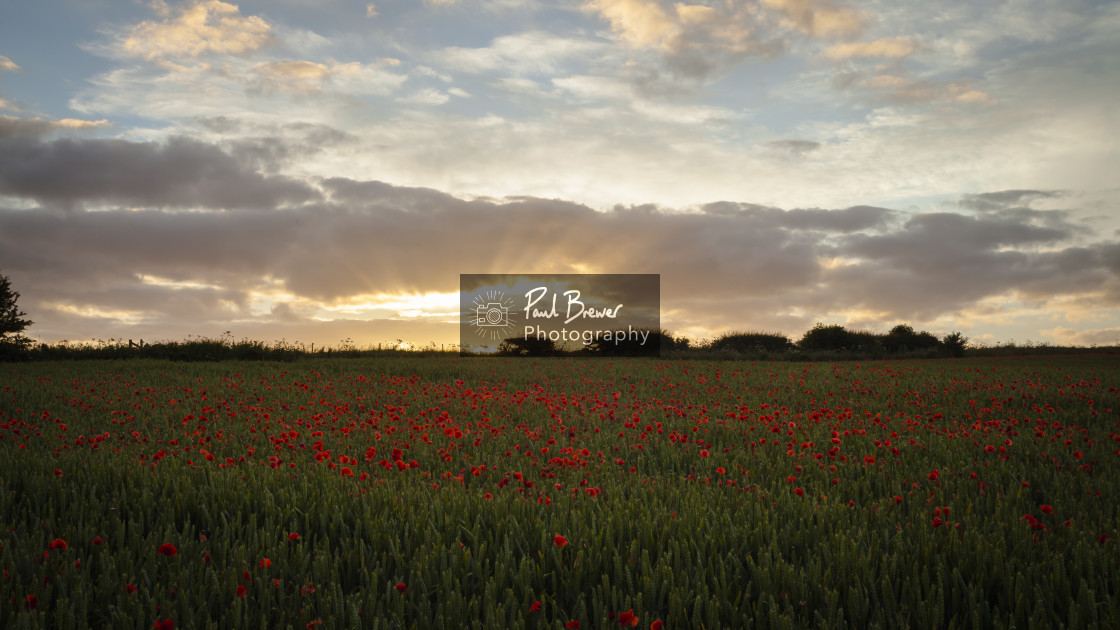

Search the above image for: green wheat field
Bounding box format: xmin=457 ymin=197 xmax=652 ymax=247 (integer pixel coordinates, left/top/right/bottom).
xmin=2 ymin=355 xmax=1117 ymax=629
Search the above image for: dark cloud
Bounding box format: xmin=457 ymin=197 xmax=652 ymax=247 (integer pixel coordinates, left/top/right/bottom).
xmin=0 ymin=132 xmax=317 ymax=210
xmin=766 ymin=139 xmax=821 ymax=157
xmin=0 ymin=132 xmax=1116 ymax=344
xmin=958 ymin=189 xmax=1064 ymax=212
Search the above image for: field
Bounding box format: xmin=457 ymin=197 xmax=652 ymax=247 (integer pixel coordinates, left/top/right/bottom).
xmin=1 ymin=355 xmax=1118 ymax=629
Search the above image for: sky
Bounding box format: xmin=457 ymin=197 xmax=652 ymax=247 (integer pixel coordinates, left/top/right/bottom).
xmin=0 ymin=0 xmax=1118 ymax=350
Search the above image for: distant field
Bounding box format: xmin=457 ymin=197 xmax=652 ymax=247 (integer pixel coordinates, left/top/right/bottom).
xmin=1 ymin=356 xmax=1118 ymax=629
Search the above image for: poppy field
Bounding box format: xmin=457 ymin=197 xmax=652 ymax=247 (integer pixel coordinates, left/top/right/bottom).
xmin=1 ymin=355 xmax=1118 ymax=629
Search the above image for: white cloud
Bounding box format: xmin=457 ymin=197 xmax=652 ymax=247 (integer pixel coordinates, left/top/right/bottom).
xmin=397 ymin=88 xmax=451 ymax=105
xmin=436 ymin=31 xmax=609 ymax=76
xmin=366 ymin=2 xmax=379 ymax=18
xmin=118 ymin=1 xmax=273 ymax=60
xmin=823 ymin=38 xmax=919 ymax=60
xmin=0 ymin=55 xmax=20 ymax=72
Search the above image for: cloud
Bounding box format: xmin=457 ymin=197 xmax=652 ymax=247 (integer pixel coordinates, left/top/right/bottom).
xmin=1041 ymin=326 xmax=1120 ymax=346
xmin=1 ymin=141 xmax=1115 ymax=345
xmin=760 ymin=0 xmax=865 ymax=39
xmin=0 ymin=115 xmax=110 ymax=138
xmin=583 ymin=0 xmax=786 ymax=79
xmin=823 ymin=38 xmax=919 ymax=61
xmin=0 ymin=132 xmax=316 ymax=210
xmin=766 ymin=139 xmax=821 ymax=156
xmin=837 ymin=71 xmax=995 ymax=105
xmin=366 ymin=2 xmax=379 ymax=18
xmin=437 ymin=31 xmax=610 ymax=76
xmin=118 ymin=0 xmax=272 ymax=61
xmin=0 ymin=55 xmax=20 ymax=72
xmin=397 ymin=88 xmax=451 ymax=105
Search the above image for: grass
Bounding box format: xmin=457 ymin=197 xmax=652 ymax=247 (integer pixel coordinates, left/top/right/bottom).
xmin=1 ymin=355 xmax=1118 ymax=629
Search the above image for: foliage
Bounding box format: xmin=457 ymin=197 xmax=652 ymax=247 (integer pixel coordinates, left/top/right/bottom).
xmin=496 ymin=336 xmax=559 ymax=357
xmin=942 ymin=331 xmax=969 ymax=358
xmin=0 ymin=272 xmax=33 ymax=360
xmin=707 ymin=331 xmax=794 ymax=354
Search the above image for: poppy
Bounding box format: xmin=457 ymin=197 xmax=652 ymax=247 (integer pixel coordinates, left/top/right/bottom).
xmin=236 ymin=585 xmax=246 ymax=598
xmin=259 ymin=558 xmax=271 ymax=569
xmin=49 ymin=538 xmax=67 ymax=551
xmin=618 ymin=609 xmax=639 ymax=627
xmin=1040 ymin=504 xmax=1053 ymax=515
xmin=794 ymin=488 xmax=804 ymax=496
xmin=932 ymin=517 xmax=943 ymax=528
xmin=24 ymin=594 xmax=38 ymax=611
xmin=554 ymin=535 xmax=568 ymax=548
xmin=566 ymin=623 xmax=581 ymax=629
xmin=651 ymin=621 xmax=664 ymax=630
xmin=288 ymin=532 xmax=300 ymax=541
xmin=152 ymin=620 xmax=175 ymax=630
xmin=395 ymin=583 xmax=407 ymax=593
xmin=530 ymin=601 xmax=542 ymax=612
xmin=157 ymin=543 xmax=178 ymax=557
xmin=126 ymin=584 xmax=138 ymax=594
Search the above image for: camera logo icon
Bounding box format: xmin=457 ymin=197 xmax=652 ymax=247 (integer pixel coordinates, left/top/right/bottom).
xmin=477 ymin=303 xmax=510 ymax=327
xmin=467 ymin=289 xmax=517 ymax=340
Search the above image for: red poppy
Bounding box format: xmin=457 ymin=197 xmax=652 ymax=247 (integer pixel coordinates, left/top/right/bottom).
xmin=152 ymin=620 xmax=175 ymax=630
xmin=49 ymin=538 xmax=68 ymax=551
xmin=288 ymin=532 xmax=300 ymax=541
xmin=157 ymin=543 xmax=178 ymax=556
xmin=565 ymin=622 xmax=580 ymax=629
xmin=794 ymin=487 xmax=804 ymax=496
xmin=484 ymin=493 xmax=493 ymax=500
xmin=126 ymin=584 xmax=138 ymax=594
xmin=24 ymin=594 xmax=38 ymax=611
xmin=1100 ymin=534 xmax=1112 ymax=544
xmin=530 ymin=601 xmax=542 ymax=612
xmin=650 ymin=621 xmax=664 ymax=630
xmin=341 ymin=467 xmax=353 ymax=477
xmin=395 ymin=583 xmax=407 ymax=593
xmin=932 ymin=517 xmax=943 ymax=528
xmin=236 ymin=585 xmax=246 ymax=598
xmin=554 ymin=535 xmax=568 ymax=548
xmin=92 ymin=536 xmax=104 ymax=545
xmin=618 ymin=609 xmax=639 ymax=627
xmin=54 ymin=469 xmax=63 ymax=477
xmin=715 ymin=467 xmax=726 ymax=475
xmin=259 ymin=558 xmax=271 ymax=569
xmin=894 ymin=495 xmax=902 ymax=504
xmin=1040 ymin=504 xmax=1053 ymax=515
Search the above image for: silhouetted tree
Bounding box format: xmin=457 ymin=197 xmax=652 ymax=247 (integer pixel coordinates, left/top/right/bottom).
xmin=709 ymin=331 xmax=793 ymax=353
xmin=798 ymin=324 xmax=851 ymax=350
xmin=942 ymin=331 xmax=969 ymax=357
xmin=884 ymin=324 xmax=941 ymax=352
xmin=496 ymin=337 xmax=559 ymax=357
xmin=0 ymin=272 xmax=33 ymax=359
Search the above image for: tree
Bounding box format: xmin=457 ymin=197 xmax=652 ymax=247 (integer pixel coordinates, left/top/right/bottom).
xmin=496 ymin=336 xmax=559 ymax=357
xmin=798 ymin=323 xmax=852 ymax=350
xmin=0 ymin=272 xmax=33 ymax=357
xmin=941 ymin=331 xmax=968 ymax=358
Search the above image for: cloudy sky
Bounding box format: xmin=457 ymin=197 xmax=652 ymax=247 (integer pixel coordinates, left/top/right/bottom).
xmin=0 ymin=0 xmax=1118 ymax=349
